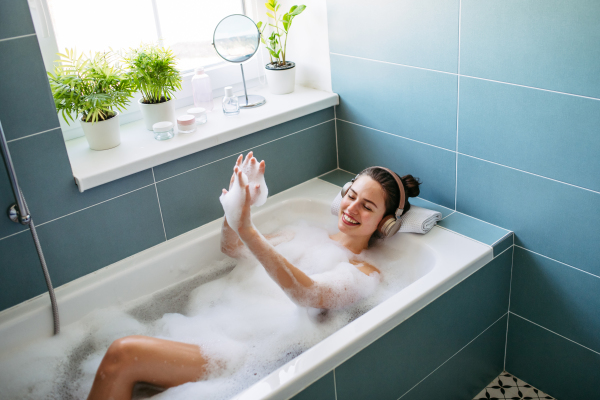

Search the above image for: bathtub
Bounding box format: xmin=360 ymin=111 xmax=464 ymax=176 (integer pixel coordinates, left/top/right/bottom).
xmin=0 ymin=178 xmax=492 ymax=399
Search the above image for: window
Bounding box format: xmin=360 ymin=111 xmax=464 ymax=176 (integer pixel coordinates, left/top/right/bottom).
xmin=28 ymin=0 xmax=264 ymax=139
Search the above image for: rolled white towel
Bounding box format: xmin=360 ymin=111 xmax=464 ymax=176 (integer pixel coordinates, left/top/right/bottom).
xmin=330 ymin=193 xmax=441 ymax=234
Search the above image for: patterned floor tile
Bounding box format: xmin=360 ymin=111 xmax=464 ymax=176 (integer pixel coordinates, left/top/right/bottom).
xmin=473 ymin=372 xmax=555 ymax=400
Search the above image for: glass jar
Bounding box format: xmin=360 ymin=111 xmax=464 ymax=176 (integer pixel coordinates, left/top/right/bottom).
xmin=187 ymin=107 xmax=207 ymax=125
xmin=177 ymin=115 xmax=196 ymax=133
xmin=222 ymin=86 xmax=239 ymax=116
xmin=152 ymin=121 xmax=174 ymax=141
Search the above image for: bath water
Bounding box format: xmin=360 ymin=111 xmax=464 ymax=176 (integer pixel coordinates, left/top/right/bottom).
xmin=0 ymin=220 xmax=427 ymax=400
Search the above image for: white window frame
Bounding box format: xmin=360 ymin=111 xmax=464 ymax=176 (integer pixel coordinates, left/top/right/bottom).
xmin=28 ymin=0 xmax=267 ymax=141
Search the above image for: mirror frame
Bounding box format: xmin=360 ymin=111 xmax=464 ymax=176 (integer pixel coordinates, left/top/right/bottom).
xmin=213 ymin=14 xmax=261 ymax=64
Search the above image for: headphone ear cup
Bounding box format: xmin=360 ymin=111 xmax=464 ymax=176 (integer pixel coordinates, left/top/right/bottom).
xmin=378 ymin=215 xmax=402 ymax=238
xmin=341 ymin=182 xmax=352 ymax=197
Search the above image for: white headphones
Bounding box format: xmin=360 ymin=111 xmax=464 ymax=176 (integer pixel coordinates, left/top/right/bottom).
xmin=340 ymin=167 xmax=406 ymax=238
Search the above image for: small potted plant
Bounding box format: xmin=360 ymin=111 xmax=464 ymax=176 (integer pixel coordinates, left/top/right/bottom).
xmin=48 ymin=49 xmax=135 ymax=151
xmin=124 ymin=44 xmax=182 ymax=131
xmin=257 ymin=0 xmax=306 ymax=95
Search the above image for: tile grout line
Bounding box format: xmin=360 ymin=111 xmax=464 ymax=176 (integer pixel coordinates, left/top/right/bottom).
xmin=155 ymin=118 xmax=335 ymax=184
xmin=514 ymin=245 xmax=600 ymax=280
xmin=333 ymin=368 xmax=338 ymax=400
xmin=440 ymin=210 xmax=456 ymax=221
xmin=0 ymin=227 xmax=30 ymax=242
xmin=510 ymin=312 xmax=600 ymax=356
xmin=334 ymin=106 xmax=340 ymax=169
xmin=152 ymin=168 xmax=168 ymax=242
xmin=458 ymin=152 xmax=600 ymax=195
xmin=490 ymin=231 xmax=514 ymax=247
xmin=454 ymin=0 xmax=462 ymax=212
xmin=415 ymin=196 xmax=454 ymax=212
xmin=330 ymin=53 xmax=600 ymax=102
xmin=493 ymin=243 xmax=514 ymax=260
xmin=35 ymin=183 xmax=156 ymax=228
xmin=452 ymin=210 xmax=512 ymax=233
xmin=504 ymin=245 xmax=515 ymax=370
xmin=397 ymin=312 xmax=508 ymax=400
xmin=0 ymin=33 xmax=36 ymax=43
xmin=337 ymin=119 xmax=455 ymax=153
xmin=6 ymin=127 xmax=61 ymax=143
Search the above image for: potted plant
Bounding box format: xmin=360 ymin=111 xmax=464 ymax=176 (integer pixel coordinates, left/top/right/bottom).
xmin=48 ymin=49 xmax=135 ymax=151
xmin=257 ymin=0 xmax=306 ymax=95
xmin=123 ymin=44 xmax=182 ymax=131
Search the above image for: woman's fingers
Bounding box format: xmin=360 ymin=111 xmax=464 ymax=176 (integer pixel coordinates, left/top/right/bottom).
xmin=259 ymin=160 xmax=265 ymax=175
xmin=236 ymin=154 xmax=243 ymax=167
xmin=222 ymin=189 xmax=228 ymax=194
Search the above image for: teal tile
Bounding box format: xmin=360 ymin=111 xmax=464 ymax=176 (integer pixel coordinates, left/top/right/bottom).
xmin=319 ymin=169 xmax=355 ymax=187
xmin=291 ymin=371 xmax=336 ymax=400
xmin=408 ymin=197 xmax=454 ymax=219
xmin=0 ymin=36 xmax=59 ymax=141
xmin=0 ymin=160 xmax=28 ymax=239
xmin=456 ymin=155 xmax=600 ymax=276
xmin=332 ymin=54 xmax=458 ymax=150
xmin=153 ymin=108 xmax=334 ymax=181
xmin=36 ymin=186 xmax=165 ymax=286
xmin=400 ymin=315 xmax=507 ymax=400
xmin=459 ymin=77 xmax=600 ymax=192
xmin=438 ymin=212 xmax=510 ymax=246
xmin=492 ymin=234 xmax=513 ymax=257
xmin=0 ymin=231 xmax=48 ymax=311
xmin=327 ymin=0 xmax=460 ymax=73
xmin=158 ymin=122 xmax=337 ymax=239
xmin=461 ymin=0 xmax=600 ymax=98
xmin=506 ymin=314 xmax=600 ymax=399
xmin=337 ymin=121 xmax=456 ymax=209
xmin=511 ymin=247 xmax=600 ymax=353
xmin=8 ymin=129 xmax=154 ymax=229
xmin=0 ymin=0 xmax=36 ymax=40
xmin=335 ymin=250 xmax=511 ymax=400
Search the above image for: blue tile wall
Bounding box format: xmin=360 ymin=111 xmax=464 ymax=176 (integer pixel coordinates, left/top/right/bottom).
xmin=458 ymin=77 xmax=600 ymax=192
xmin=460 ymin=0 xmax=600 ymax=98
xmin=328 ymin=0 xmax=600 ymax=397
xmin=337 ymin=121 xmax=456 ymax=208
xmin=334 ymin=249 xmax=511 ymax=400
xmin=510 ymin=247 xmax=600 ymax=354
xmin=438 ymin=212 xmax=510 ymax=246
xmin=506 ymin=314 xmax=600 ymax=400
xmin=332 ymin=54 xmax=458 ymax=150
xmin=327 ymin=0 xmax=460 ymax=73
xmin=0 ymin=0 xmax=35 ymax=40
xmin=291 ymin=371 xmax=336 ymax=400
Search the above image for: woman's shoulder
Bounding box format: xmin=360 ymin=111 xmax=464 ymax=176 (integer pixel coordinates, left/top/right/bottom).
xmin=349 ymin=259 xmax=381 ymax=276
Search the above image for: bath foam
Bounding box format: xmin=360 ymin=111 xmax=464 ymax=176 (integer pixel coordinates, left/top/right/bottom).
xmin=0 ymin=221 xmax=429 ymax=400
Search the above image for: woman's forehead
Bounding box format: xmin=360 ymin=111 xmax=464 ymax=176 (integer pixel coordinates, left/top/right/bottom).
xmin=352 ymin=176 xmax=385 ymax=201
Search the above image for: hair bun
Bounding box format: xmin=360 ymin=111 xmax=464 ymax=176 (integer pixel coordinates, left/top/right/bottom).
xmin=401 ymin=174 xmax=421 ymax=198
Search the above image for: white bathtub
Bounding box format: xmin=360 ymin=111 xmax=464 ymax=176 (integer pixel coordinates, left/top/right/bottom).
xmin=0 ymin=178 xmax=492 ymax=399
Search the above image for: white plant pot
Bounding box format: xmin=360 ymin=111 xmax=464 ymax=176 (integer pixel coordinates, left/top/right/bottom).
xmin=138 ymin=98 xmax=176 ymax=131
xmin=80 ymin=112 xmax=121 ymax=151
xmin=265 ymin=62 xmax=296 ymax=95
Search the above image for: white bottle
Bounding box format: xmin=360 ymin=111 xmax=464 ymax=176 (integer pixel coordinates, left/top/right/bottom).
xmin=191 ymin=67 xmax=214 ymax=112
xmin=222 ymin=86 xmax=240 ymax=116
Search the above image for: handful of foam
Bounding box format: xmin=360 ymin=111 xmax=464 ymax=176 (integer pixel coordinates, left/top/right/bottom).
xmin=220 ymin=170 xmax=249 ymax=232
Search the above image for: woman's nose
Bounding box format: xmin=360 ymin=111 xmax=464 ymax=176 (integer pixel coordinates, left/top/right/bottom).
xmin=347 ymin=200 xmax=359 ymax=214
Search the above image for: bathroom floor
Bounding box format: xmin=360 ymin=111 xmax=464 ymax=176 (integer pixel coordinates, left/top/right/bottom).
xmin=473 ymin=372 xmax=555 ymax=400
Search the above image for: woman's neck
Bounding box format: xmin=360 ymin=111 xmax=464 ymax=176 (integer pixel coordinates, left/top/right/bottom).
xmin=329 ymin=232 xmax=370 ymax=254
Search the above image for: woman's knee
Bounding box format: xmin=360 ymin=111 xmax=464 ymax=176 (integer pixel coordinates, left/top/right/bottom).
xmin=99 ymin=335 xmax=147 ymax=377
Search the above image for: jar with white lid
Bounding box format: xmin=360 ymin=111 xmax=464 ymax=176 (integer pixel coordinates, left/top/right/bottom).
xmin=177 ymin=115 xmax=196 ymax=133
xmin=152 ymin=121 xmax=174 ymax=141
xmin=186 ymin=107 xmax=207 ymax=125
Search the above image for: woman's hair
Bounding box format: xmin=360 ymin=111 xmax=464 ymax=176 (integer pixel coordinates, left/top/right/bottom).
xmin=358 ymin=167 xmax=421 ymax=243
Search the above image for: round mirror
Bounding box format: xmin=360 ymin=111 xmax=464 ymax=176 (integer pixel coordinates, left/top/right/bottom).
xmin=213 ymin=14 xmax=260 ymax=63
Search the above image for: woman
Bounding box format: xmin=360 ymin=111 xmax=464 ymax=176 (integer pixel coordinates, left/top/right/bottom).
xmin=87 ymin=152 xmax=420 ymax=400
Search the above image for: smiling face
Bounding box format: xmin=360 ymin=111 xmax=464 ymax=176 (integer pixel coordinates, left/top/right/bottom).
xmin=338 ymin=176 xmax=387 ymax=239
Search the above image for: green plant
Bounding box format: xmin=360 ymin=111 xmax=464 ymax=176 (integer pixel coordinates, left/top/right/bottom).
xmin=257 ymin=0 xmax=306 ymax=67
xmin=123 ymin=44 xmax=182 ymax=104
xmin=48 ymin=49 xmax=135 ymax=124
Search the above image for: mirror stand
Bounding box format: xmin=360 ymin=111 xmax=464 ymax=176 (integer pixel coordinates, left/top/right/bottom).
xmin=238 ymin=64 xmax=266 ymax=108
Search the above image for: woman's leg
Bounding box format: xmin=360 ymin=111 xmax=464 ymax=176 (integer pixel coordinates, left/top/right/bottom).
xmin=87 ymin=335 xmax=210 ymax=400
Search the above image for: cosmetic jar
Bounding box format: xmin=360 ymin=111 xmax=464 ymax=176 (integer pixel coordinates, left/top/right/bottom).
xmin=187 ymin=107 xmax=207 ymax=125
xmin=152 ymin=121 xmax=174 ymax=141
xmin=177 ymin=115 xmax=196 ymax=133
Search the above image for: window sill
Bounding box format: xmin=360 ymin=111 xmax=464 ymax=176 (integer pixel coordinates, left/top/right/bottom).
xmin=65 ymin=85 xmax=339 ymax=192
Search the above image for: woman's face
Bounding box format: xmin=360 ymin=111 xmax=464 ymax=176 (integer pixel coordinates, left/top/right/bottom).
xmin=338 ymin=176 xmax=387 ymax=238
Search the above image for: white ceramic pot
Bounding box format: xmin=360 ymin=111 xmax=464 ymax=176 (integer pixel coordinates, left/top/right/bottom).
xmin=265 ymin=62 xmax=296 ymax=95
xmin=138 ymin=98 xmax=176 ymax=131
xmin=80 ymin=112 xmax=121 ymax=151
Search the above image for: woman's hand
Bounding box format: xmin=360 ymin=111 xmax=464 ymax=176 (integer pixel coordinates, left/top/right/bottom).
xmin=235 ymin=152 xmax=267 ymax=207
xmin=220 ymin=168 xmax=255 ymax=236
